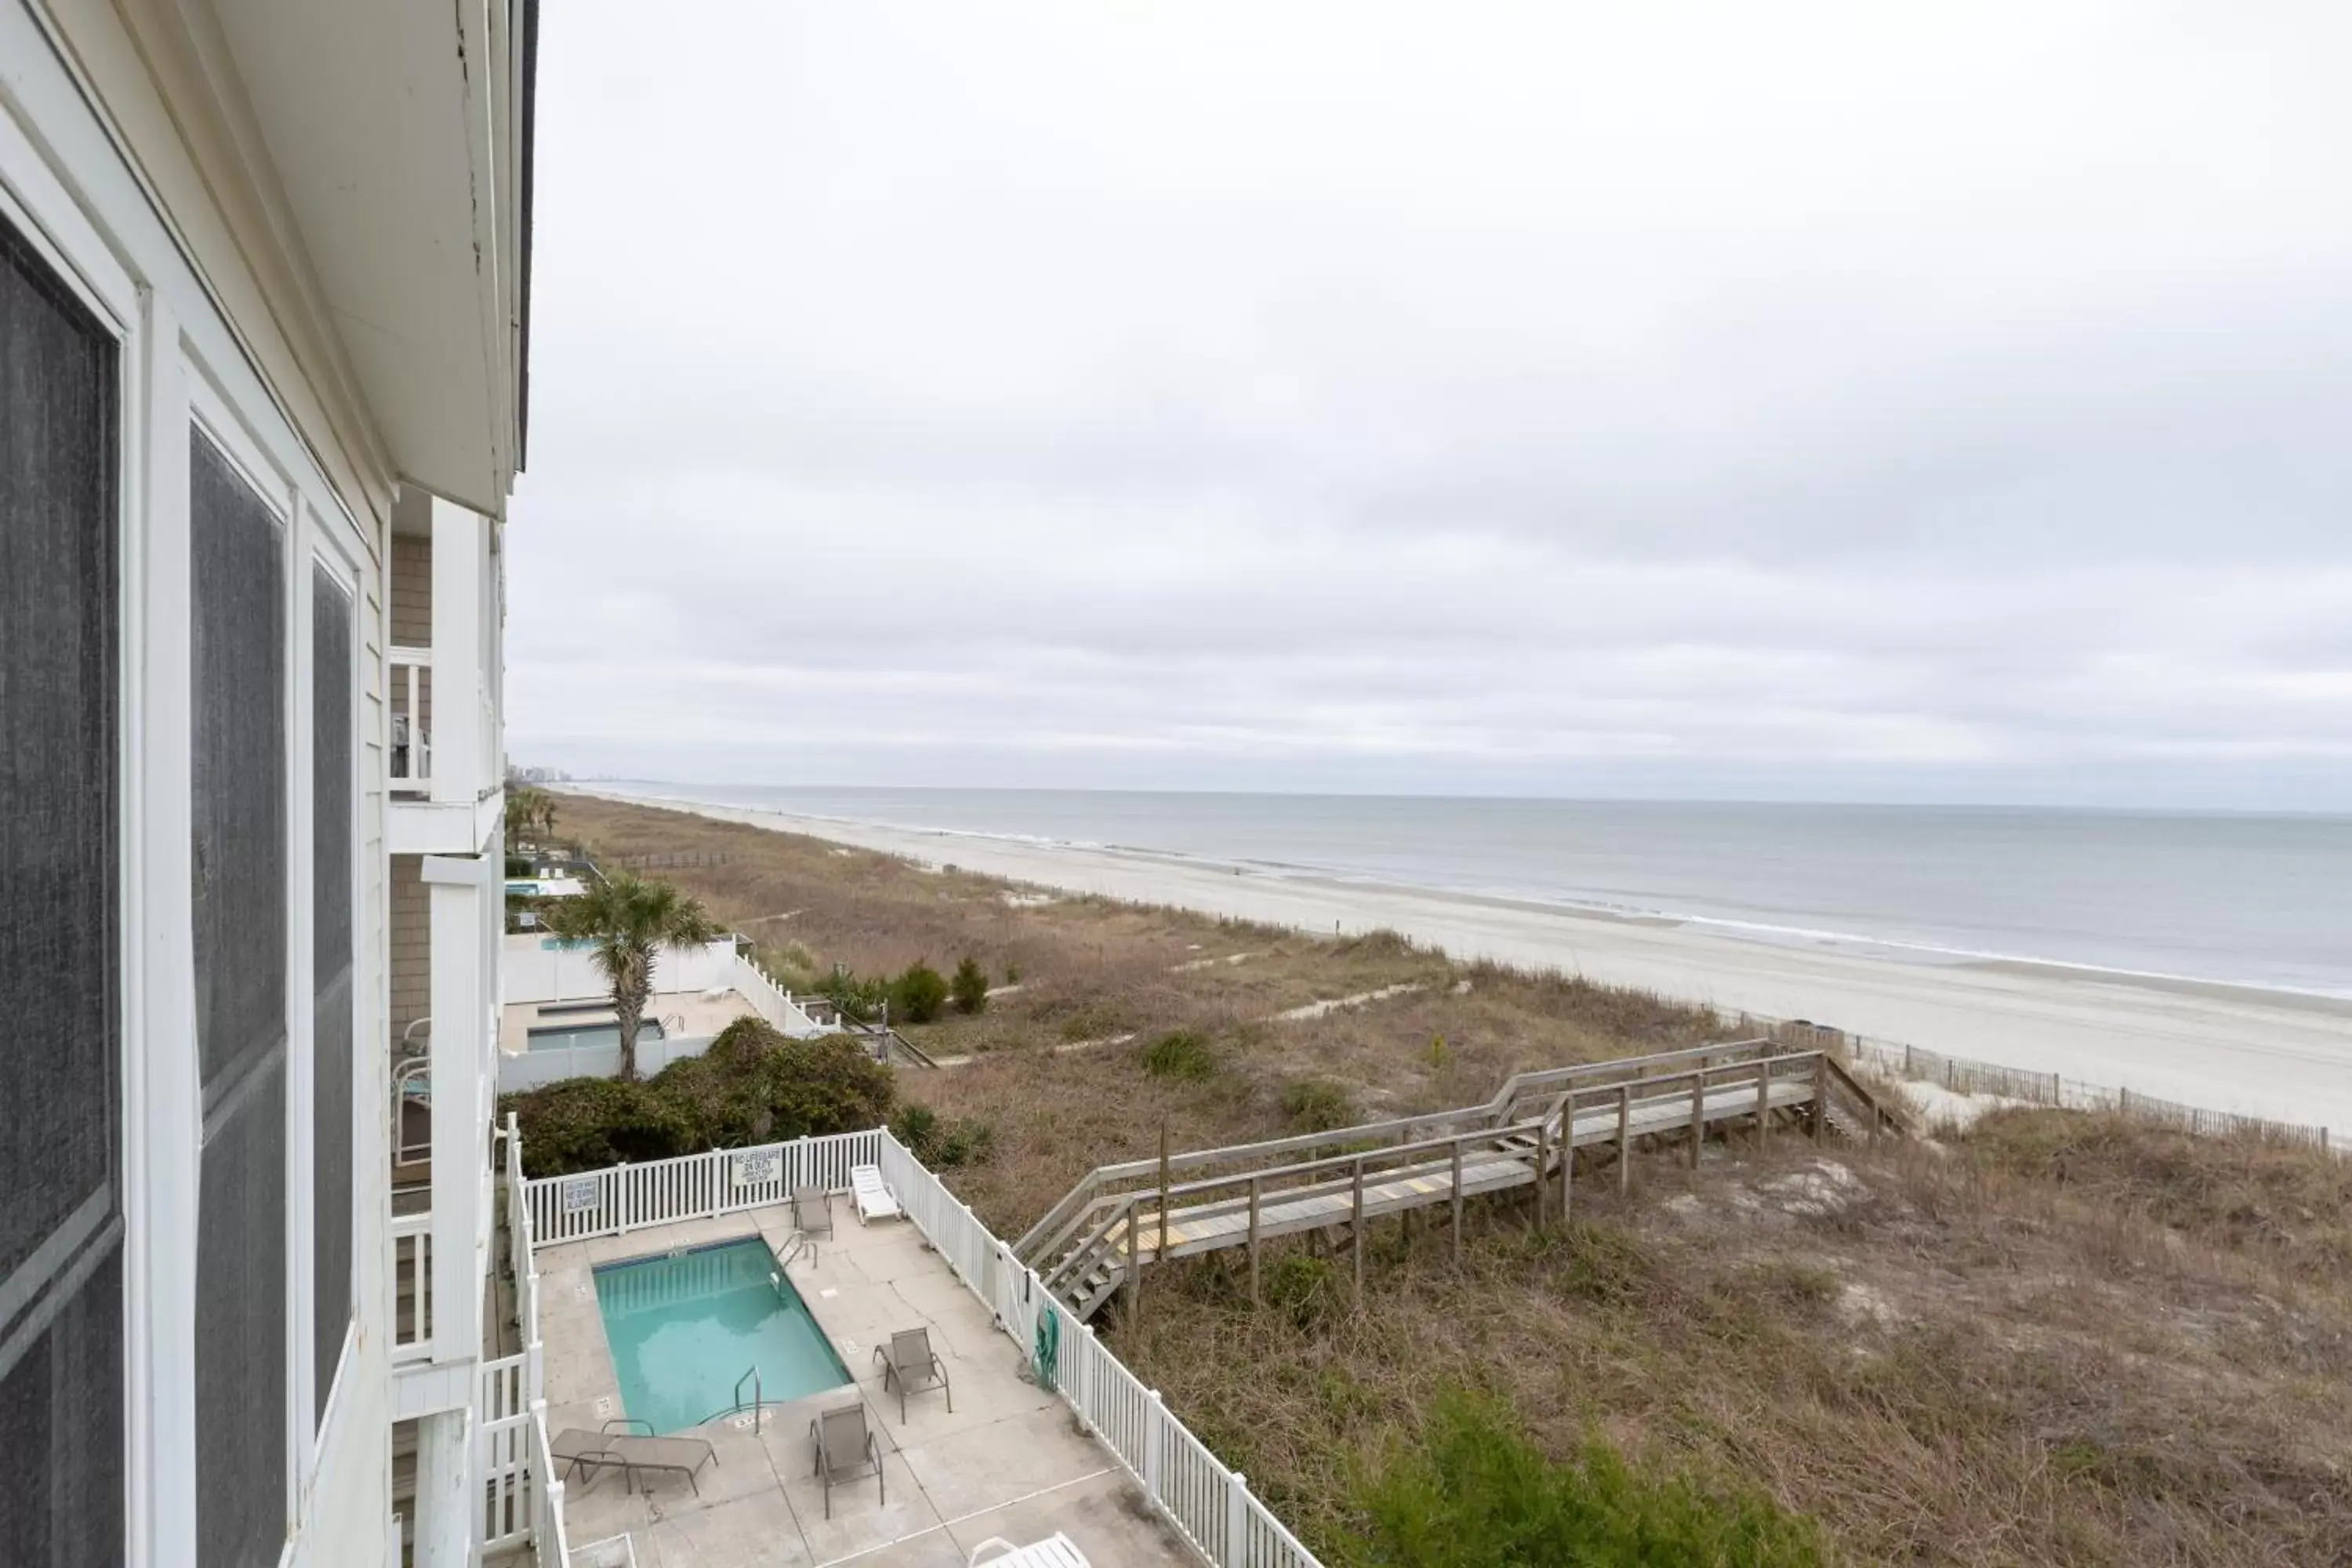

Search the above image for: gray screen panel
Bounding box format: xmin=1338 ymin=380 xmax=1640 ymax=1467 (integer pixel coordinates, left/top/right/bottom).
xmin=0 ymin=208 xmax=126 ymax=1567
xmin=190 ymin=430 xmax=285 ymax=1116
xmin=310 ymin=566 xmax=354 ymax=1419
xmin=191 ymin=426 xmax=289 ymax=1564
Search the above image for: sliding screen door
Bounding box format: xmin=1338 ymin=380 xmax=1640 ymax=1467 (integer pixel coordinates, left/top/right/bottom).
xmin=191 ymin=428 xmax=289 ymax=1568
xmin=0 ymin=211 xmax=126 ymax=1566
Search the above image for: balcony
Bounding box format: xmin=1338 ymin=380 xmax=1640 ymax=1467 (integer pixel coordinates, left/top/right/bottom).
xmin=389 ymin=492 xmax=505 ymax=855
xmin=390 ymin=645 xmax=434 ymax=794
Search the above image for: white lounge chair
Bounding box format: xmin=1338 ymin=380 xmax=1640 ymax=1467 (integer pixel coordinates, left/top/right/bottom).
xmin=968 ymin=1535 xmax=1091 ymax=1567
xmin=850 ymin=1164 xmax=902 ymax=1225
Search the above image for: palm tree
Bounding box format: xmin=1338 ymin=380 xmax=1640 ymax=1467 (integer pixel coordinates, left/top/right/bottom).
xmin=506 ymin=784 xmax=557 ymax=851
xmin=547 ymin=872 xmax=721 ymax=1080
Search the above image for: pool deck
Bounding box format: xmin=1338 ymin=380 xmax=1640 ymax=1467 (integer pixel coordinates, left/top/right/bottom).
xmin=536 ymin=1203 xmax=1200 ymax=1567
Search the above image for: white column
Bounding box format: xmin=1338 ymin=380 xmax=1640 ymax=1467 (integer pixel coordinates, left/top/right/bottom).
xmin=411 ymin=1407 xmax=474 ymax=1568
xmin=427 ymin=500 xmax=484 ymax=806
xmin=131 ymin=291 xmax=197 ymax=1568
xmin=422 ymin=853 xmax=492 ymax=1365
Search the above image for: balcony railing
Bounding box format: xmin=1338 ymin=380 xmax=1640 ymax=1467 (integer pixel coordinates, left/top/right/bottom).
xmin=391 ymin=1210 xmax=434 ymax=1363
xmin=390 ymin=645 xmax=433 ymax=793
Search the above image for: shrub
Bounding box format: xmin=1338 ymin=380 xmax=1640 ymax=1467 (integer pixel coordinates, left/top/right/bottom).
xmin=950 ymin=955 xmax=990 ymax=1014
xmin=1353 ymin=1389 xmax=1823 ymax=1567
xmin=1283 ymin=1078 xmax=1358 ymax=1133
xmin=1263 ymin=1253 xmax=1346 ymax=1333
xmin=505 ymin=854 xmax=533 ymax=878
xmin=504 ymin=1078 xmax=702 ymax=1176
xmin=728 ymin=1030 xmax=895 ymax=1143
xmin=818 ymin=968 xmax=891 ymax=1023
xmin=1140 ymin=1029 xmax=1218 ymax=1081
xmin=503 ymin=1016 xmax=895 ymax=1176
xmin=892 ymin=961 xmax=949 ymax=1024
xmin=760 ymin=940 xmax=822 ymax=992
xmin=891 ymin=1102 xmax=996 ymax=1167
xmin=1004 ymin=962 xmax=1022 ymax=984
xmin=1056 ymin=1002 xmax=1126 ymax=1043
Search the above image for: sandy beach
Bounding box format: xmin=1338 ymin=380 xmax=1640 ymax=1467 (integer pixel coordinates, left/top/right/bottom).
xmin=575 ymin=789 xmax=2352 ymax=1137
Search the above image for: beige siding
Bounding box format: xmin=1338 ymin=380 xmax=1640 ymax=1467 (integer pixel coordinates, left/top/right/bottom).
xmin=389 ymin=854 xmax=430 ymax=1053
xmin=388 ymin=532 xmax=432 ymax=745
xmin=389 ymin=533 xmax=431 ymax=644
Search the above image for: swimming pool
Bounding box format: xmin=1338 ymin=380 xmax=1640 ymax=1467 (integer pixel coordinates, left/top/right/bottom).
xmin=526 ymin=1017 xmax=666 ymax=1053
xmin=593 ymin=1239 xmax=850 ymax=1432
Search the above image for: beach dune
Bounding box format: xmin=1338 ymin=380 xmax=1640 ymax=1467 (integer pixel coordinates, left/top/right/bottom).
xmin=575 ymin=789 xmax=2352 ymax=1138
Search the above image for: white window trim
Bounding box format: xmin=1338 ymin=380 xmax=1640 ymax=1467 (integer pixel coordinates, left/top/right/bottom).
xmin=308 ymin=517 xmax=367 ymax=1446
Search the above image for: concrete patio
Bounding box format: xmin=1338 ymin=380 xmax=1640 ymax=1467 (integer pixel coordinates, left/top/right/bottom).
xmin=534 ymin=1201 xmax=1199 ymax=1567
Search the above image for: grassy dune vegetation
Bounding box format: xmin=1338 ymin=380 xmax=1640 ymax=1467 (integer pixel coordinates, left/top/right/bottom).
xmin=556 ymin=793 xmax=2352 ymax=1566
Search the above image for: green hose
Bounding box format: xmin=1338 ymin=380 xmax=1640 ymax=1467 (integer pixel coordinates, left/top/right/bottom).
xmin=1033 ymin=1299 xmax=1062 ymax=1393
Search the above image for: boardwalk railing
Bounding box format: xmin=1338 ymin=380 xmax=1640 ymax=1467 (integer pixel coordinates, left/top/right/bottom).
xmin=521 ymin=1129 xmax=1323 ymax=1568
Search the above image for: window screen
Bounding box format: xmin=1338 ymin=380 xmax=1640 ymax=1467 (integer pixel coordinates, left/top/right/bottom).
xmin=311 ymin=565 xmax=354 ymax=1421
xmin=191 ymin=428 xmax=288 ymax=1567
xmin=0 ymin=211 xmax=126 ymax=1566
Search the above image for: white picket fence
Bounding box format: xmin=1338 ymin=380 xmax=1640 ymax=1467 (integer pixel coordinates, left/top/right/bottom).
xmin=526 ymin=1129 xmax=887 ymax=1246
xmin=477 ymin=1114 xmax=573 ymax=1565
xmin=732 ymin=950 xmax=829 ymax=1038
xmin=521 ymin=1130 xmax=1323 ymax=1568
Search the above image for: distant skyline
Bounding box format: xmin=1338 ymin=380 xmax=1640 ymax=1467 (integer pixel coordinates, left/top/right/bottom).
xmin=509 ymin=2 xmax=2352 ymax=811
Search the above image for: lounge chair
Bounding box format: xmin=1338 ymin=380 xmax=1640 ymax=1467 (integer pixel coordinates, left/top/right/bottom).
xmin=968 ymin=1534 xmax=1093 ymax=1566
xmin=850 ymin=1164 xmax=902 ymax=1225
xmin=810 ymin=1402 xmax=884 ymax=1518
xmin=792 ymin=1185 xmax=835 ymax=1239
xmin=873 ymin=1327 xmax=953 ymax=1422
xmin=549 ymin=1420 xmax=717 ymax=1496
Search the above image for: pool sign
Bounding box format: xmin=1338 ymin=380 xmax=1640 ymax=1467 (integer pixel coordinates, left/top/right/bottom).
xmin=733 ymin=1150 xmax=780 ymax=1188
xmin=560 ymin=1176 xmax=600 ymax=1214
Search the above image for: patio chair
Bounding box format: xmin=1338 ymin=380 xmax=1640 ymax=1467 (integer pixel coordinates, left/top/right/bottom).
xmin=550 ymin=1420 xmax=718 ymax=1497
xmin=810 ymin=1401 xmax=884 ymax=1518
xmin=850 ymin=1163 xmax=902 ymax=1225
xmin=873 ymin=1327 xmax=953 ymax=1422
xmin=792 ymin=1184 xmax=835 ymax=1240
xmin=969 ymin=1534 xmax=1093 ymax=1566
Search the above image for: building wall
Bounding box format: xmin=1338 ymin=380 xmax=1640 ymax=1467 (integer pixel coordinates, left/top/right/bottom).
xmin=390 ymin=532 xmax=433 ymax=644
xmin=2 ymin=4 xmax=397 ymax=1562
xmin=389 ymin=528 xmax=433 ymax=750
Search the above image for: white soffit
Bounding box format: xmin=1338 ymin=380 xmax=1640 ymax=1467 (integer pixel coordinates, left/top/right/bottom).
xmin=209 ymin=0 xmax=511 ymax=514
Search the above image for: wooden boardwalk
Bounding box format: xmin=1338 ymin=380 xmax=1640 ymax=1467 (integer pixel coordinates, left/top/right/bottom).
xmin=1022 ymin=1040 xmax=1900 ymax=1319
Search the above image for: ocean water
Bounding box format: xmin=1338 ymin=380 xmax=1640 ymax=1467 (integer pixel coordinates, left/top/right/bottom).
xmin=611 ymin=786 xmax=2352 ymax=1000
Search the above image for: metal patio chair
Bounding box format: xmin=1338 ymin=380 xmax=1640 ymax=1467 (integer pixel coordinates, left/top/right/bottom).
xmin=810 ymin=1402 xmax=883 ymax=1518
xmin=873 ymin=1327 xmax=953 ymax=1423
xmin=792 ymin=1184 xmax=834 ymax=1240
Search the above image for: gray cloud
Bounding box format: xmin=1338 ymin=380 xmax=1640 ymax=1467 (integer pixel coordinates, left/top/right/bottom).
xmin=508 ymin=1 xmax=2352 ymax=808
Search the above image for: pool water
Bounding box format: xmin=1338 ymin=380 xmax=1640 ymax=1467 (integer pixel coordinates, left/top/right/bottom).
xmin=593 ymin=1239 xmax=851 ymax=1432
xmin=527 ymin=1017 xmax=666 ymax=1052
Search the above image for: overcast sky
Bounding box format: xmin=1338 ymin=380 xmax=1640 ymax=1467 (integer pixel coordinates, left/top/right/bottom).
xmin=506 ymin=2 xmax=2352 ymax=809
